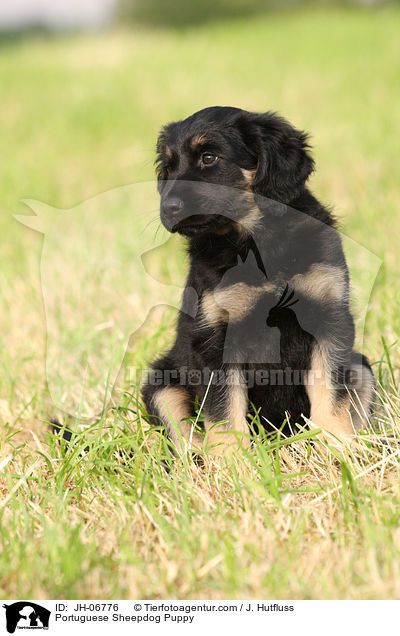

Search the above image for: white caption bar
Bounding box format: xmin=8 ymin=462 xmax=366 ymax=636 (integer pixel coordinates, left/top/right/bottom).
xmin=2 ymin=600 xmax=398 ymax=635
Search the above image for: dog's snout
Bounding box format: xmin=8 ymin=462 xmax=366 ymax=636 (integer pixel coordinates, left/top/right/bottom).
xmin=162 ymin=197 xmax=184 ymax=217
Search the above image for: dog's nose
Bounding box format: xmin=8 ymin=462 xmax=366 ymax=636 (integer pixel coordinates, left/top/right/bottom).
xmin=162 ymin=197 xmax=184 ymax=218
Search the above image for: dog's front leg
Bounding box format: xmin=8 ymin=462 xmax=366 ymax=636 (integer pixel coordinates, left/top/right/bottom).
xmin=141 ymin=363 xmax=203 ymax=453
xmin=203 ymin=366 xmax=250 ymax=457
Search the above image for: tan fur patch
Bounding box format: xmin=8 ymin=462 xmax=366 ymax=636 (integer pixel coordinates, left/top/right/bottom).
xmin=291 ymin=264 xmax=346 ymax=303
xmin=165 ymin=146 xmax=172 ymax=160
xmin=201 ymin=291 xmax=229 ymax=326
xmin=305 ymin=346 xmax=354 ymax=436
xmin=201 ymin=281 xmax=276 ymax=326
xmin=205 ymin=369 xmax=249 ymax=456
xmin=238 ymin=205 xmax=263 ymax=233
xmin=152 ymin=386 xmax=201 ymax=449
xmin=190 ymin=133 xmax=207 ymax=149
xmin=228 ymin=368 xmax=249 ymax=432
xmin=241 ymin=168 xmax=256 ymax=189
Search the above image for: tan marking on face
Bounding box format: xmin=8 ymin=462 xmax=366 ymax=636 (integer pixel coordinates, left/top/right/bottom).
xmin=201 ymin=281 xmax=276 ymax=326
xmin=217 ymin=190 xmax=261 ymax=238
xmin=305 ymin=346 xmax=354 ymax=436
xmin=241 ymin=168 xmax=256 ymax=189
xmin=205 ymin=369 xmax=249 ymax=456
xmin=152 ymin=386 xmax=202 ymax=449
xmin=236 ymin=192 xmax=263 ymax=234
xmin=291 ymin=264 xmax=346 ymax=303
xmin=165 ymin=146 xmax=172 ymax=160
xmin=190 ymin=133 xmax=207 ymax=149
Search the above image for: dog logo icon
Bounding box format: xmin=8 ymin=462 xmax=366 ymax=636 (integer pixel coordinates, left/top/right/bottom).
xmin=2 ymin=602 xmax=50 ymax=633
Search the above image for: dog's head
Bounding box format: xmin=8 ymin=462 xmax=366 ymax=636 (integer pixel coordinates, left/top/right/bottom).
xmin=156 ymin=106 xmax=314 ymax=236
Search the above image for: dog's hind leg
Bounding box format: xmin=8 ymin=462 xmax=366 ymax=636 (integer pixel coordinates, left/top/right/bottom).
xmin=347 ymin=352 xmax=375 ymax=430
xmin=305 ymin=345 xmax=354 ymax=436
xmin=305 ymin=345 xmax=374 ymax=437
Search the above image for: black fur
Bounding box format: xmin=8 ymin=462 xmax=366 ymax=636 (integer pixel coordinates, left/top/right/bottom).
xmin=142 ymin=107 xmax=374 ymax=452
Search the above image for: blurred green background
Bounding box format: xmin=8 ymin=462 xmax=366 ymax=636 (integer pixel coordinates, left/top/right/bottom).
xmin=1 ymin=0 xmax=399 ymax=418
xmin=119 ymin=0 xmax=395 ymax=27
xmin=1 ymin=1 xmax=399 ymax=358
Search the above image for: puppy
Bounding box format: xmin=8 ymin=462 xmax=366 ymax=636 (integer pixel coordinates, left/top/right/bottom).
xmin=141 ymin=106 xmax=374 ymax=456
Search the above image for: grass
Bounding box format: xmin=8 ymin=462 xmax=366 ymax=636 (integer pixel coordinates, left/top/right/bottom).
xmin=1 ymin=5 xmax=400 ymax=599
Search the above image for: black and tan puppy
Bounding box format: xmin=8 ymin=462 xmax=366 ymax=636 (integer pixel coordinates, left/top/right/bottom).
xmin=141 ymin=106 xmax=374 ymax=456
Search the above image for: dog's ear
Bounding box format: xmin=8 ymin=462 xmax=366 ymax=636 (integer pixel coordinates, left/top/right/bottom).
xmin=155 ymin=123 xmax=175 ymax=191
xmin=155 ymin=126 xmax=168 ymax=188
xmin=237 ymin=112 xmax=314 ymax=203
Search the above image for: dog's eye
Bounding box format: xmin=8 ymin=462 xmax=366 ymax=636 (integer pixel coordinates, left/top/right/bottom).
xmin=201 ymin=153 xmax=218 ymax=166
